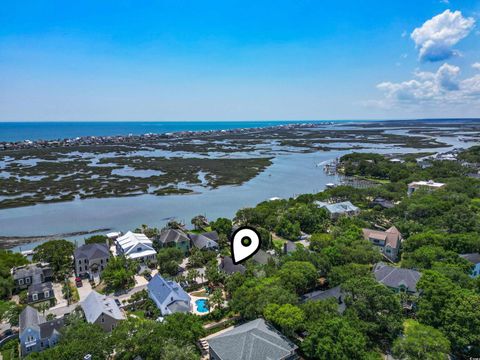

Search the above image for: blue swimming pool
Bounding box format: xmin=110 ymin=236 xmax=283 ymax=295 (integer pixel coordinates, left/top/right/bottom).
xmin=195 ymin=299 xmax=209 ymax=313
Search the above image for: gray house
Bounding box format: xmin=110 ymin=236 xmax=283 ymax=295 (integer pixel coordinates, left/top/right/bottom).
xmin=27 ymin=282 xmax=55 ymax=304
xmin=74 ymin=243 xmax=111 ymax=279
xmin=373 ymin=262 xmax=421 ymax=294
xmin=156 ymin=229 xmax=191 ymax=254
xmin=81 ymin=291 xmax=125 ymax=332
xmin=301 ymin=285 xmax=346 ymax=313
xmin=189 ymin=231 xmax=219 ymax=250
xmin=314 ymin=201 xmax=360 ymax=219
xmin=19 ymin=306 xmax=64 ymax=357
xmin=207 ymin=318 xmax=298 ymax=360
xmin=147 ymin=274 xmax=191 ymax=316
xmin=219 ymin=256 xmax=246 ymax=275
xmin=12 ymin=263 xmax=53 ymax=291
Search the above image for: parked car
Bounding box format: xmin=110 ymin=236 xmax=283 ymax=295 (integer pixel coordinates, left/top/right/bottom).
xmin=75 ymin=277 xmax=83 ymax=287
xmin=144 ymin=273 xmax=152 ymax=281
xmin=114 ymin=299 xmax=121 ymax=307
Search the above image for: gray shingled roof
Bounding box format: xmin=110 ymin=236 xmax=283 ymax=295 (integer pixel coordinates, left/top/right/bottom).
xmin=39 ymin=318 xmax=65 ymax=338
xmin=252 ymin=250 xmax=274 ymax=265
xmin=147 ymin=274 xmax=190 ymax=306
xmin=74 ymin=243 xmax=110 ymax=261
xmin=219 ymin=256 xmax=246 ymax=274
xmin=301 ymin=285 xmax=346 ymax=313
xmin=460 ymin=253 xmax=480 ymax=264
xmin=189 ymin=232 xmax=219 ymax=250
xmin=208 ymin=318 xmax=297 ymax=360
xmin=157 ymin=229 xmax=189 ymax=245
xmin=28 ymin=281 xmax=53 ymax=294
xmin=19 ymin=306 xmax=44 ymax=333
xmin=81 ymin=291 xmax=125 ymax=323
xmin=12 ymin=263 xmax=52 ymax=281
xmin=373 ymin=263 xmax=421 ymax=293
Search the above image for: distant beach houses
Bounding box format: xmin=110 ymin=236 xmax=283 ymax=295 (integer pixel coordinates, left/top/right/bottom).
xmin=314 ymin=200 xmax=360 ymax=219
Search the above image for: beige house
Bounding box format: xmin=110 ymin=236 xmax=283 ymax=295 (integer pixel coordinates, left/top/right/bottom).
xmin=363 ymin=226 xmax=402 ymax=262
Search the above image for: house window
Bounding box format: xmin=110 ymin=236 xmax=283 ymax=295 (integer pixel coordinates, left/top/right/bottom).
xmin=79 ymin=266 xmax=82 ymax=271
xmin=101 ymin=259 xmax=104 ymax=264
xmin=19 ymin=279 xmax=24 ymax=285
xmin=32 ymin=293 xmax=38 ymax=301
xmin=44 ymin=291 xmax=50 ymax=298
xmin=137 ymin=247 xmax=142 ymax=252
xmin=25 ymin=277 xmax=31 ymax=284
xmin=78 ymin=260 xmax=82 ymax=264
xmin=84 ymin=259 xmax=88 ymax=264
xmin=101 ymin=266 xmax=104 ymax=270
xmin=101 ymin=315 xmax=105 ymax=323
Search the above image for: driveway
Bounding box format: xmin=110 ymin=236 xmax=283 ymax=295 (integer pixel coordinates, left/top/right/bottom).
xmin=74 ymin=278 xmax=93 ymax=302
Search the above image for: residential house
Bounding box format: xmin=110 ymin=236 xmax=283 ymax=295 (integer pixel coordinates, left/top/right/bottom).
xmin=362 ymin=226 xmax=402 ymax=262
xmin=156 ymin=228 xmax=191 ymax=254
xmin=188 ymin=231 xmax=219 ymax=250
xmin=115 ymin=231 xmax=157 ymax=264
xmin=19 ymin=306 xmax=64 ymax=357
xmin=407 ymin=180 xmax=445 ymax=196
xmin=207 ymin=318 xmax=298 ymax=360
xmin=81 ymin=291 xmax=125 ymax=332
xmin=369 ymin=197 xmax=394 ymax=209
xmin=12 ymin=263 xmax=53 ymax=291
xmin=219 ymin=256 xmax=246 ymax=275
xmin=460 ymin=253 xmax=480 ymax=278
xmin=74 ymin=243 xmax=110 ymax=280
xmin=314 ymin=201 xmax=360 ymax=219
xmin=283 ymin=241 xmax=298 ymax=255
xmin=252 ymin=249 xmax=275 ymax=265
xmin=27 ymin=283 xmax=54 ymax=304
xmin=373 ymin=262 xmax=421 ymax=294
xmin=12 ymin=263 xmax=55 ymax=304
xmin=147 ymin=274 xmax=191 ymax=316
xmin=301 ymin=285 xmax=346 ymax=313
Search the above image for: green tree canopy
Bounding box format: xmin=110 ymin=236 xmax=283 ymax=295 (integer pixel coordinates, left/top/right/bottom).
xmin=33 ymin=240 xmax=75 ymax=279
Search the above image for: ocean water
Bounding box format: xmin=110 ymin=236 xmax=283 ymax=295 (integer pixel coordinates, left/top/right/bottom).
xmin=0 ymin=121 xmax=340 ymax=142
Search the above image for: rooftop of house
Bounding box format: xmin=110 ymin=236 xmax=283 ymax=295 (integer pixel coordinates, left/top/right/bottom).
xmin=219 ymin=256 xmax=246 ymax=274
xmin=408 ymin=180 xmax=445 ymax=188
xmin=252 ymin=249 xmax=274 ymax=265
xmin=314 ymin=200 xmax=360 ymax=214
xmin=19 ymin=306 xmax=64 ymax=338
xmin=28 ymin=281 xmax=53 ymax=294
xmin=188 ymin=231 xmax=219 ymax=250
xmin=208 ymin=318 xmax=297 ymax=360
xmin=460 ymin=253 xmax=480 ymax=264
xmin=373 ymin=262 xmax=421 ymax=293
xmin=116 ymin=231 xmax=156 ymax=258
xmin=283 ymin=240 xmax=298 ymax=254
xmin=147 ymin=274 xmax=190 ymax=310
xmin=157 ymin=228 xmax=190 ymax=245
xmin=81 ymin=290 xmax=125 ymax=323
xmin=12 ymin=263 xmax=53 ymax=280
xmin=362 ymin=226 xmax=402 ymax=249
xmin=301 ymin=285 xmax=346 ymax=313
xmin=371 ymin=197 xmax=395 ymax=209
xmin=74 ymin=243 xmax=110 ymax=261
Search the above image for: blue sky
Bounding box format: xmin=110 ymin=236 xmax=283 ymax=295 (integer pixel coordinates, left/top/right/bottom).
xmin=1 ymin=0 xmax=479 ymax=121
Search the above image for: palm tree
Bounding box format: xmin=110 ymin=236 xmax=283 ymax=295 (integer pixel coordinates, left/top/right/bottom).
xmin=187 ymin=269 xmax=199 ymax=285
xmin=209 ymin=289 xmax=224 ymax=311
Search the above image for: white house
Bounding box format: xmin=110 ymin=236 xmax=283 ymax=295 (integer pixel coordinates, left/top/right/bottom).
xmin=115 ymin=231 xmax=157 ymax=264
xmin=407 ymin=180 xmax=445 ymax=196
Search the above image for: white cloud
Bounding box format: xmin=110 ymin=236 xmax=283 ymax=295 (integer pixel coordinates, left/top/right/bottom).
xmin=440 ymin=0 xmax=449 ymax=4
xmin=411 ymin=10 xmax=475 ymax=62
xmin=375 ymin=63 xmax=480 ymax=106
xmin=472 ymin=62 xmax=480 ymax=70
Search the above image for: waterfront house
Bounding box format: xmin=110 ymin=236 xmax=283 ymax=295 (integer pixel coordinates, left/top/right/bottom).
xmin=12 ymin=263 xmax=53 ymax=292
xmin=81 ymin=291 xmax=125 ymax=332
xmin=362 ymin=226 xmax=402 ymax=262
xmin=252 ymin=249 xmax=275 ymax=265
xmin=373 ymin=262 xmax=421 ymax=294
xmin=219 ymin=256 xmax=246 ymax=275
xmin=460 ymin=253 xmax=480 ymax=278
xmin=283 ymin=241 xmax=298 ymax=255
xmin=156 ymin=228 xmax=191 ymax=254
xmin=147 ymin=274 xmax=191 ymax=316
xmin=19 ymin=306 xmax=64 ymax=357
xmin=407 ymin=180 xmax=445 ymax=196
xmin=207 ymin=318 xmax=298 ymax=360
xmin=301 ymin=285 xmax=346 ymax=313
xmin=115 ymin=231 xmax=157 ymax=264
xmin=314 ymin=200 xmax=360 ymax=219
xmin=188 ymin=231 xmax=219 ymax=250
xmin=74 ymin=243 xmax=110 ymax=280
